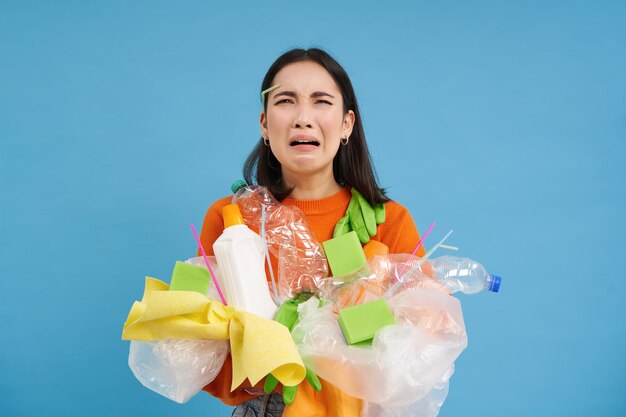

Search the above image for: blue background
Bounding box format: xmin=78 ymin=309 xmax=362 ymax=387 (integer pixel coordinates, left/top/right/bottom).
xmin=1 ymin=1 xmax=625 ymax=416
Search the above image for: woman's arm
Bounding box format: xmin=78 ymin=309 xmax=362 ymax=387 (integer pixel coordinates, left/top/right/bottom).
xmin=197 ymin=196 xmax=231 ymax=257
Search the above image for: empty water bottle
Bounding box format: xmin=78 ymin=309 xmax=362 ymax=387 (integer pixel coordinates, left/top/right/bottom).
xmin=429 ymin=255 xmax=501 ymax=294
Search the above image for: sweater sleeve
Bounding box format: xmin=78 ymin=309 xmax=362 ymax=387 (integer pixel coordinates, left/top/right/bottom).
xmin=197 ymin=196 xmax=231 ymax=257
xmin=375 ymin=201 xmax=426 ymax=257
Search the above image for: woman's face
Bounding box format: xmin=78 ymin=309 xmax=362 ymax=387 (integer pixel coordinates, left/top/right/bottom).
xmin=260 ymin=61 xmax=355 ymax=183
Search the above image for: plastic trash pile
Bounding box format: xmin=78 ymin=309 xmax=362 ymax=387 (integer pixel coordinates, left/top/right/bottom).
xmin=122 ymin=183 xmax=502 ymax=417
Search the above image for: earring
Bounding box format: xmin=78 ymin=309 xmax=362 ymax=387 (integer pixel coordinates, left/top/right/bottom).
xmin=341 ymin=136 xmax=349 ymax=146
xmin=263 ymin=136 xmax=270 ymax=146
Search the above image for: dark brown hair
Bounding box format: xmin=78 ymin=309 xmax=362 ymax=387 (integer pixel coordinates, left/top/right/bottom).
xmin=243 ymin=48 xmax=389 ymax=205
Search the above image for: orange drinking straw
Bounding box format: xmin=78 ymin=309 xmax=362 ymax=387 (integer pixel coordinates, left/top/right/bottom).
xmin=190 ymin=223 xmax=228 ymax=306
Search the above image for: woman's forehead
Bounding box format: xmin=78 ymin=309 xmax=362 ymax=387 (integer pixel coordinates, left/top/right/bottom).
xmin=272 ymin=61 xmax=340 ymax=95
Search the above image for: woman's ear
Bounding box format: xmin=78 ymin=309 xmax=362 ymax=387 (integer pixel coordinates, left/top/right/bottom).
xmin=260 ymin=111 xmax=268 ymax=137
xmin=342 ymin=110 xmax=356 ymax=138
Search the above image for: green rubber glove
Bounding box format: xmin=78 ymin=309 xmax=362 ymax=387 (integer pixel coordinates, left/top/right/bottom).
xmin=374 ymin=199 xmax=385 ymax=224
xmin=333 ymin=212 xmax=352 ymax=237
xmin=263 ymin=294 xmax=322 ymax=405
xmin=263 ymin=368 xmax=322 ymax=405
xmin=333 ymin=188 xmax=386 ymax=244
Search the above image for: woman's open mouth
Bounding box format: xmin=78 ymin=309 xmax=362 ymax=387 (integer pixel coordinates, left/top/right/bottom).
xmin=289 ymin=135 xmax=320 ymax=147
xmin=290 ymin=138 xmax=320 ymax=147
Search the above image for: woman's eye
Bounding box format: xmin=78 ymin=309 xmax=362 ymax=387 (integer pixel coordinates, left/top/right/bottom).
xmin=275 ymin=99 xmax=294 ymax=105
xmin=316 ymin=100 xmax=332 ymax=105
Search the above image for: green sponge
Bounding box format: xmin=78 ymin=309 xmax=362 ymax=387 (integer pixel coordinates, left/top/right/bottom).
xmin=322 ymin=231 xmax=367 ymax=277
xmin=338 ymin=298 xmax=395 ymax=346
xmin=168 ymin=261 xmax=211 ymax=295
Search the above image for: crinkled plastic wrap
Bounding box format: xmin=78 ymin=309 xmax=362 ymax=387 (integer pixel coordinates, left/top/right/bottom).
xmin=361 ymin=366 xmax=453 ymax=417
xmin=129 ymin=338 xmax=229 ymax=403
xmin=291 ymin=287 xmax=467 ymax=415
xmin=127 ymin=256 xmax=227 ymax=403
xmin=319 ymin=254 xmax=444 ymax=310
xmin=233 ymin=185 xmax=328 ymax=300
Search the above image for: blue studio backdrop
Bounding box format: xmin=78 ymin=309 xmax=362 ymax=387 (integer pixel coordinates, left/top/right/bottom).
xmin=1 ymin=1 xmax=625 ymax=416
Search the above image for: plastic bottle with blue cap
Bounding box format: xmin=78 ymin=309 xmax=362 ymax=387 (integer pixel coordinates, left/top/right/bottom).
xmin=428 ymin=255 xmax=502 ymax=294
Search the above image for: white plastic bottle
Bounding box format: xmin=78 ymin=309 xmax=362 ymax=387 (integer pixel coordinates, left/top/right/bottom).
xmin=429 ymin=255 xmax=502 ymax=294
xmin=213 ymin=203 xmax=278 ymax=319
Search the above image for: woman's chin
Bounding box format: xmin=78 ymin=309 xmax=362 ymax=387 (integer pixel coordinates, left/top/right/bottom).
xmin=282 ymin=160 xmax=332 ymax=177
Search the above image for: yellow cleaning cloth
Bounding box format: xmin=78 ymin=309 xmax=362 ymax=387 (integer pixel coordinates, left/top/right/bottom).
xmin=122 ymin=277 xmax=305 ymax=390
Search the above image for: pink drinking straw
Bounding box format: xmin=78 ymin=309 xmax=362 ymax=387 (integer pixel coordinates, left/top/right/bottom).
xmin=190 ymin=223 xmax=228 ymax=306
xmin=396 ymin=221 xmax=436 ymax=280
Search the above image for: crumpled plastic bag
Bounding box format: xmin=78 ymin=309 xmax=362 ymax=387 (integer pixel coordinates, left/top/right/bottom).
xmin=129 ymin=338 xmax=229 ymax=403
xmin=127 ymin=256 xmax=229 ymax=403
xmin=291 ymin=287 xmax=467 ymax=414
xmin=362 ymin=365 xmax=453 ymax=417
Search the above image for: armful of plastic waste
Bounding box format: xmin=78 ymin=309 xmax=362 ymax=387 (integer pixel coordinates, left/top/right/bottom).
xmin=291 ymin=289 xmax=468 ymax=413
xmin=122 ymin=257 xmax=307 ymax=402
xmin=122 ymin=179 xmax=504 ymax=416
xmin=263 ymin=293 xmax=322 ymax=405
xmin=292 ymin=251 xmax=501 ymax=415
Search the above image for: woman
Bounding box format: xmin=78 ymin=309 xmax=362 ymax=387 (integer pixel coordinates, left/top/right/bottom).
xmin=199 ymin=48 xmax=426 ymax=417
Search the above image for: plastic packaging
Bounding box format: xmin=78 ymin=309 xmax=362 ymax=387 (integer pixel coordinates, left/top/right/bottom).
xmin=426 ymin=255 xmax=501 ymax=294
xmin=320 ymin=254 xmax=501 ymax=310
xmin=128 ymin=338 xmax=229 ymax=404
xmin=213 ymin=203 xmax=278 ymax=319
xmin=291 ymin=288 xmax=467 ymax=411
xmin=127 ymin=257 xmax=228 ymax=403
xmin=361 ymin=366 xmax=453 ymax=417
xmin=231 ymin=181 xmax=328 ymax=300
xmin=320 ymin=254 xmax=445 ymax=310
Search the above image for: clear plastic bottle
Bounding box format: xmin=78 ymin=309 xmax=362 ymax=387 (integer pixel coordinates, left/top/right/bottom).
xmin=230 ymin=180 xmax=329 ymax=300
xmin=231 ymin=180 xmax=275 ymax=220
xmin=428 ymin=255 xmax=502 ymax=294
xmin=212 ymin=203 xmax=278 ymax=319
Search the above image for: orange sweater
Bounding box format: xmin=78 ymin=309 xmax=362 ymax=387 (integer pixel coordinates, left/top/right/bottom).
xmin=198 ymin=186 xmax=425 ymax=417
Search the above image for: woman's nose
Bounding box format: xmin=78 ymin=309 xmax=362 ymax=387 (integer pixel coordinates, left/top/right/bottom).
xmin=293 ymin=105 xmax=313 ymax=129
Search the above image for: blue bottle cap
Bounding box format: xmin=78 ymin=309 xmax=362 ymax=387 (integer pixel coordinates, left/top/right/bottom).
xmin=488 ymin=275 xmax=502 ymax=293
xmin=231 ymin=179 xmax=248 ymax=194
